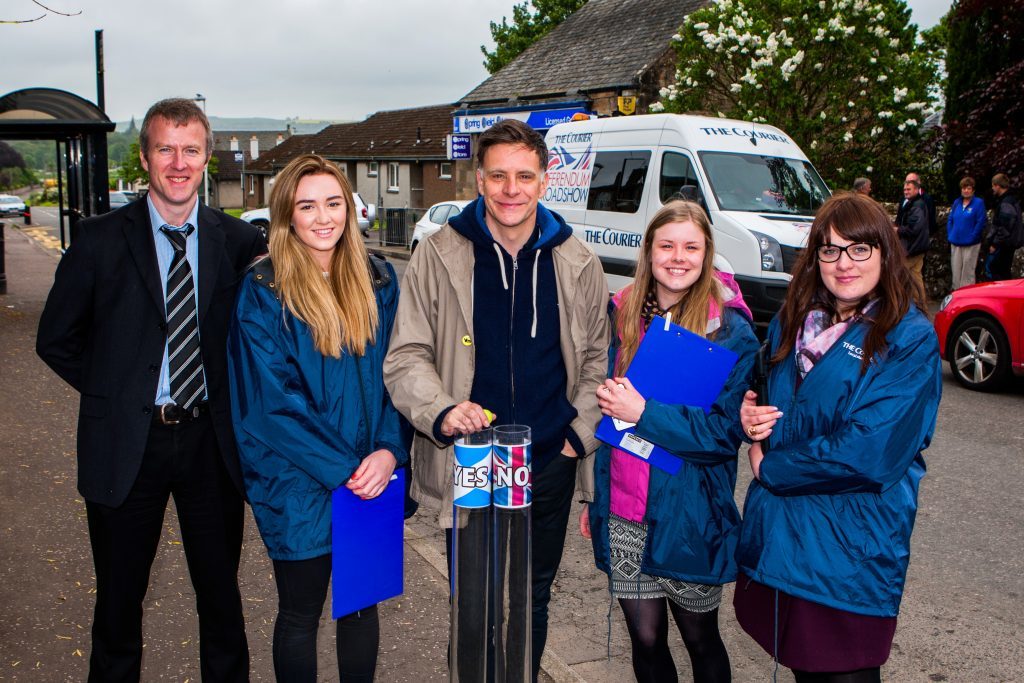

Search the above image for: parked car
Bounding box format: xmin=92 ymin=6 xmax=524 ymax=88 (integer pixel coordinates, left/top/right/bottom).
xmin=409 ymin=200 xmax=471 ymax=252
xmin=109 ymin=191 xmax=132 ymax=209
xmin=0 ymin=194 xmax=27 ymax=218
xmin=934 ymin=278 xmax=1024 ymax=391
xmin=241 ymin=192 xmax=374 ymax=241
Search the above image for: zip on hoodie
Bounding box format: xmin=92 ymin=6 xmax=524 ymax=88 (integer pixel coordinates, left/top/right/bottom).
xmin=508 ymin=254 xmax=518 ymax=422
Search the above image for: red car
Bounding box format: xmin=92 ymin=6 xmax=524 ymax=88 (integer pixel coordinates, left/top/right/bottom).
xmin=934 ymin=278 xmax=1024 ymax=391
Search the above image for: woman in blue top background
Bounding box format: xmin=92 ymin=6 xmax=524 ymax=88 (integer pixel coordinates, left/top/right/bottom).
xmin=737 ymin=192 xmax=941 ymax=682
xmin=947 ymin=176 xmax=987 ymax=290
xmin=582 ymin=200 xmax=758 ymax=682
xmin=228 ymin=154 xmax=407 ymax=682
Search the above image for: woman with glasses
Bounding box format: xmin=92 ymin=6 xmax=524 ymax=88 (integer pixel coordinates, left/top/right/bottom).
xmin=734 ymin=192 xmax=941 ymax=683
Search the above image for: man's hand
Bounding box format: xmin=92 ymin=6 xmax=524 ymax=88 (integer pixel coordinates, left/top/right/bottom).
xmin=440 ymin=401 xmax=493 ymax=437
xmin=345 ymin=449 xmax=397 ymax=499
xmin=561 ymin=439 xmax=579 ymax=458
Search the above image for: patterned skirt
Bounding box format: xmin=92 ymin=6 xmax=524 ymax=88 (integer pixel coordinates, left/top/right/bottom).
xmin=608 ymin=514 xmax=722 ymax=613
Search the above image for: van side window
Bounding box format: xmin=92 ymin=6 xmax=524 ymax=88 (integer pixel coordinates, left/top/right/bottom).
xmin=660 ymin=152 xmax=703 ymax=204
xmin=587 ymin=151 xmax=651 ymax=214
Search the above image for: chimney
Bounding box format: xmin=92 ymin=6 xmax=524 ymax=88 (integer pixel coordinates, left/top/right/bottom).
xmin=250 ymin=135 xmax=259 ymax=160
xmin=229 ymin=136 xmax=239 ymax=151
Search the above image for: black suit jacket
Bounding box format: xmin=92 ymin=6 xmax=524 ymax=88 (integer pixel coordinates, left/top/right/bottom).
xmin=37 ymin=199 xmax=267 ymax=506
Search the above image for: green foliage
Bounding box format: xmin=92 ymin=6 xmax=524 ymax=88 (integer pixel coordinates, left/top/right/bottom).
xmin=120 ymin=141 xmax=149 ymax=186
xmin=656 ymin=0 xmax=941 ymax=191
xmin=482 ymin=0 xmax=587 ymax=74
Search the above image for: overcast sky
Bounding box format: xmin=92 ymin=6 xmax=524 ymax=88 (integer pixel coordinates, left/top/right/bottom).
xmin=2 ymin=0 xmax=950 ymax=124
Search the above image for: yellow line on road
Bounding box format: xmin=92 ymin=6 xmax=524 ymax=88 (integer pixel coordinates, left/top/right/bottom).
xmin=21 ymin=227 xmax=63 ymax=253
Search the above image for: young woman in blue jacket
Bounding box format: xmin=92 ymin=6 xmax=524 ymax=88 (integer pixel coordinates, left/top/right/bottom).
xmin=947 ymin=176 xmax=987 ymax=289
xmin=737 ymin=192 xmax=942 ymax=682
xmin=581 ymin=200 xmax=758 ymax=682
xmin=227 ymin=154 xmax=407 ymax=682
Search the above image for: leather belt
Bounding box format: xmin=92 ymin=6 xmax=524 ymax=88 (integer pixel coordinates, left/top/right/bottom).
xmin=154 ymin=401 xmax=209 ymax=425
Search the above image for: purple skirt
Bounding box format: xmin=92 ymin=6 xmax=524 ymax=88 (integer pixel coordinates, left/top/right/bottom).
xmin=733 ymin=573 xmax=897 ymax=672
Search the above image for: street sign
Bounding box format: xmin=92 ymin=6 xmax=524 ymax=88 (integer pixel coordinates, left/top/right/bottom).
xmin=234 ymin=152 xmax=244 ymax=162
xmin=617 ymin=97 xmax=637 ymax=116
xmin=447 ymin=134 xmax=472 ymax=160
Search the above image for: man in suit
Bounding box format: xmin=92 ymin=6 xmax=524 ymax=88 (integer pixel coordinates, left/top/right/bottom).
xmin=37 ymin=98 xmax=266 ymax=682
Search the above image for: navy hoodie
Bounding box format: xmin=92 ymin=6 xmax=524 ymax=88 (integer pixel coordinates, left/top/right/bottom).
xmin=444 ymin=197 xmax=581 ymax=472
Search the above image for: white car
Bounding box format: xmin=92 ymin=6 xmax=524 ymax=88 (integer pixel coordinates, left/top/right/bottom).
xmin=242 ymin=192 xmax=375 ymax=240
xmin=0 ymin=194 xmax=27 ymax=218
xmin=410 ymin=200 xmax=471 ymax=252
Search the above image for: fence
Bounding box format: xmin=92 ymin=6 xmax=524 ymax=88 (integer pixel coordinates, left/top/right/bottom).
xmin=379 ymin=207 xmax=426 ymax=247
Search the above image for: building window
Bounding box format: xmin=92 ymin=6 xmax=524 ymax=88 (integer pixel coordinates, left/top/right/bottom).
xmin=387 ymin=162 xmax=400 ymax=192
xmin=368 ymin=161 xmax=378 ymax=177
xmin=439 ymin=162 xmax=452 ymax=180
xmin=335 ymin=162 xmax=348 ymax=175
xmin=248 ymin=176 xmax=255 ymax=196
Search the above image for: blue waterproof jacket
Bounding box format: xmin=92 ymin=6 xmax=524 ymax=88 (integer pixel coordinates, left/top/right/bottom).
xmin=227 ymin=257 xmax=409 ymax=561
xmin=946 ymin=196 xmax=987 ymax=246
xmin=589 ymin=306 xmax=758 ymax=585
xmin=736 ymin=307 xmax=941 ymax=617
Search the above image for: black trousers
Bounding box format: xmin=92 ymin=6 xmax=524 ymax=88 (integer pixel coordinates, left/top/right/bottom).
xmin=984 ymin=245 xmax=1016 ymax=281
xmin=84 ymin=414 xmax=248 ymax=682
xmin=272 ymin=555 xmax=380 ymax=682
xmin=446 ymin=452 xmax=578 ymax=682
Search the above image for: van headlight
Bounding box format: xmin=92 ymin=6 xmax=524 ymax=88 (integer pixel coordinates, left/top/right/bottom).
xmin=751 ymin=231 xmax=784 ymax=273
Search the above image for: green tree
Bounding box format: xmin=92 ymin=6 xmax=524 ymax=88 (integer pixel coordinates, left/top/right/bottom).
xmin=481 ymin=0 xmax=587 ymax=74
xmin=655 ymin=0 xmax=941 ymax=190
xmin=119 ymin=141 xmax=149 ymax=186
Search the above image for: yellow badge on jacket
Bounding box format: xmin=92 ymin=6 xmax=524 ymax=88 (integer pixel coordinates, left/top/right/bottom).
xmin=461 ymin=335 xmax=472 ymax=347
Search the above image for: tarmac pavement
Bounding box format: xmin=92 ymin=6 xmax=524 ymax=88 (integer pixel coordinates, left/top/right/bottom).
xmin=3 ymin=223 xmax=1023 ymax=681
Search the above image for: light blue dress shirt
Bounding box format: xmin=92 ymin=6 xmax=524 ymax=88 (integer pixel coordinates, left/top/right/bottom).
xmin=148 ymin=196 xmax=207 ymax=405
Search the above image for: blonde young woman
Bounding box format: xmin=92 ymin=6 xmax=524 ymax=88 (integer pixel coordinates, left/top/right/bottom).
xmin=582 ymin=200 xmax=758 ymax=682
xmin=227 ymin=154 xmax=407 ymax=682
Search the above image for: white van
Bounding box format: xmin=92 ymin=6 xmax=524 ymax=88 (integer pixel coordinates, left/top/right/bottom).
xmin=542 ymin=114 xmax=831 ymax=324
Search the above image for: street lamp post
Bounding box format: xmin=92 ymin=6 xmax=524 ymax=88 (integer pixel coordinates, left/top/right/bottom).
xmin=194 ymin=93 xmax=210 ymax=206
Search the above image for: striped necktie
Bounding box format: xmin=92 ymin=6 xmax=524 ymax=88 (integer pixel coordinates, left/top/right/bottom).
xmin=161 ymin=225 xmax=205 ymax=410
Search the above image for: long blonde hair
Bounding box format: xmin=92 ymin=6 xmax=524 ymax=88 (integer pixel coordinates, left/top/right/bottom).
xmin=615 ymin=200 xmax=722 ymax=375
xmin=267 ymin=154 xmax=378 ymax=357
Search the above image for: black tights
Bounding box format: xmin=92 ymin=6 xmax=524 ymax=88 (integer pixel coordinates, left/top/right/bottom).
xmin=793 ymin=668 xmax=881 ymax=683
xmin=618 ymin=598 xmax=731 ymax=683
xmin=272 ymin=555 xmax=380 ymax=682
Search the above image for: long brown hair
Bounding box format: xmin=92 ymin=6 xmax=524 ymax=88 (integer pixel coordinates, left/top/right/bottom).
xmin=615 ymin=200 xmax=723 ymax=375
xmin=773 ymin=191 xmax=925 ymax=371
xmin=267 ymin=154 xmax=378 ymax=357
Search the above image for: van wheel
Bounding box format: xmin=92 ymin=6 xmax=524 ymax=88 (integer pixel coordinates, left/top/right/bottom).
xmin=948 ymin=316 xmax=1010 ymax=391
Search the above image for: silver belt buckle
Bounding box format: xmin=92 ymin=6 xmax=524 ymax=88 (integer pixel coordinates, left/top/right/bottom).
xmin=159 ymin=403 xmax=182 ymax=425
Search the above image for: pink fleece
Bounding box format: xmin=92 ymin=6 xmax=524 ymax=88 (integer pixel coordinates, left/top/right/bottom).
xmin=607 ymin=272 xmax=749 ymax=523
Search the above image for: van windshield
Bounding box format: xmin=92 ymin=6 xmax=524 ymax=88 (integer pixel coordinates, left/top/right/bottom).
xmin=698 ymin=151 xmax=830 ymax=216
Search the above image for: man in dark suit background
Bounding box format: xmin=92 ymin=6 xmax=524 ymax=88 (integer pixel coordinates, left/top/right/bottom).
xmin=36 ymin=98 xmax=266 ymax=682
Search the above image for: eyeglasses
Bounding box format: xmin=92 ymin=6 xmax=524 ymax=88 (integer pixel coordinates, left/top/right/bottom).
xmin=816 ymin=243 xmax=877 ymax=262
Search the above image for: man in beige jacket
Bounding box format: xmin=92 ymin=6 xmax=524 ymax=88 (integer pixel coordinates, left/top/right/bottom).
xmin=383 ymin=119 xmax=609 ymax=679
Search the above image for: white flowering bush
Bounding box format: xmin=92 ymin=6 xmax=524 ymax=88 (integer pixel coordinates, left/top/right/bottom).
xmin=657 ymin=0 xmax=939 ymax=187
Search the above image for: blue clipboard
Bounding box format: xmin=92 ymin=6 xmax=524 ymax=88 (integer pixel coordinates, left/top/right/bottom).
xmin=596 ymin=315 xmax=738 ymax=474
xmin=331 ymin=468 xmax=405 ymax=618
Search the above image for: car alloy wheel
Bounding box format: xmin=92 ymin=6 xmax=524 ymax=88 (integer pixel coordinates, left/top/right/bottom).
xmin=948 ymin=316 xmax=1010 ymax=391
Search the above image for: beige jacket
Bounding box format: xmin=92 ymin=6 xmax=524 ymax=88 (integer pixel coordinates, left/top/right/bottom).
xmin=383 ymin=224 xmax=609 ymax=526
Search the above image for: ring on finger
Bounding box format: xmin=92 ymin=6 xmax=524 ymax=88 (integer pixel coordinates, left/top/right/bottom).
xmin=748 ymin=425 xmax=758 ymax=436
